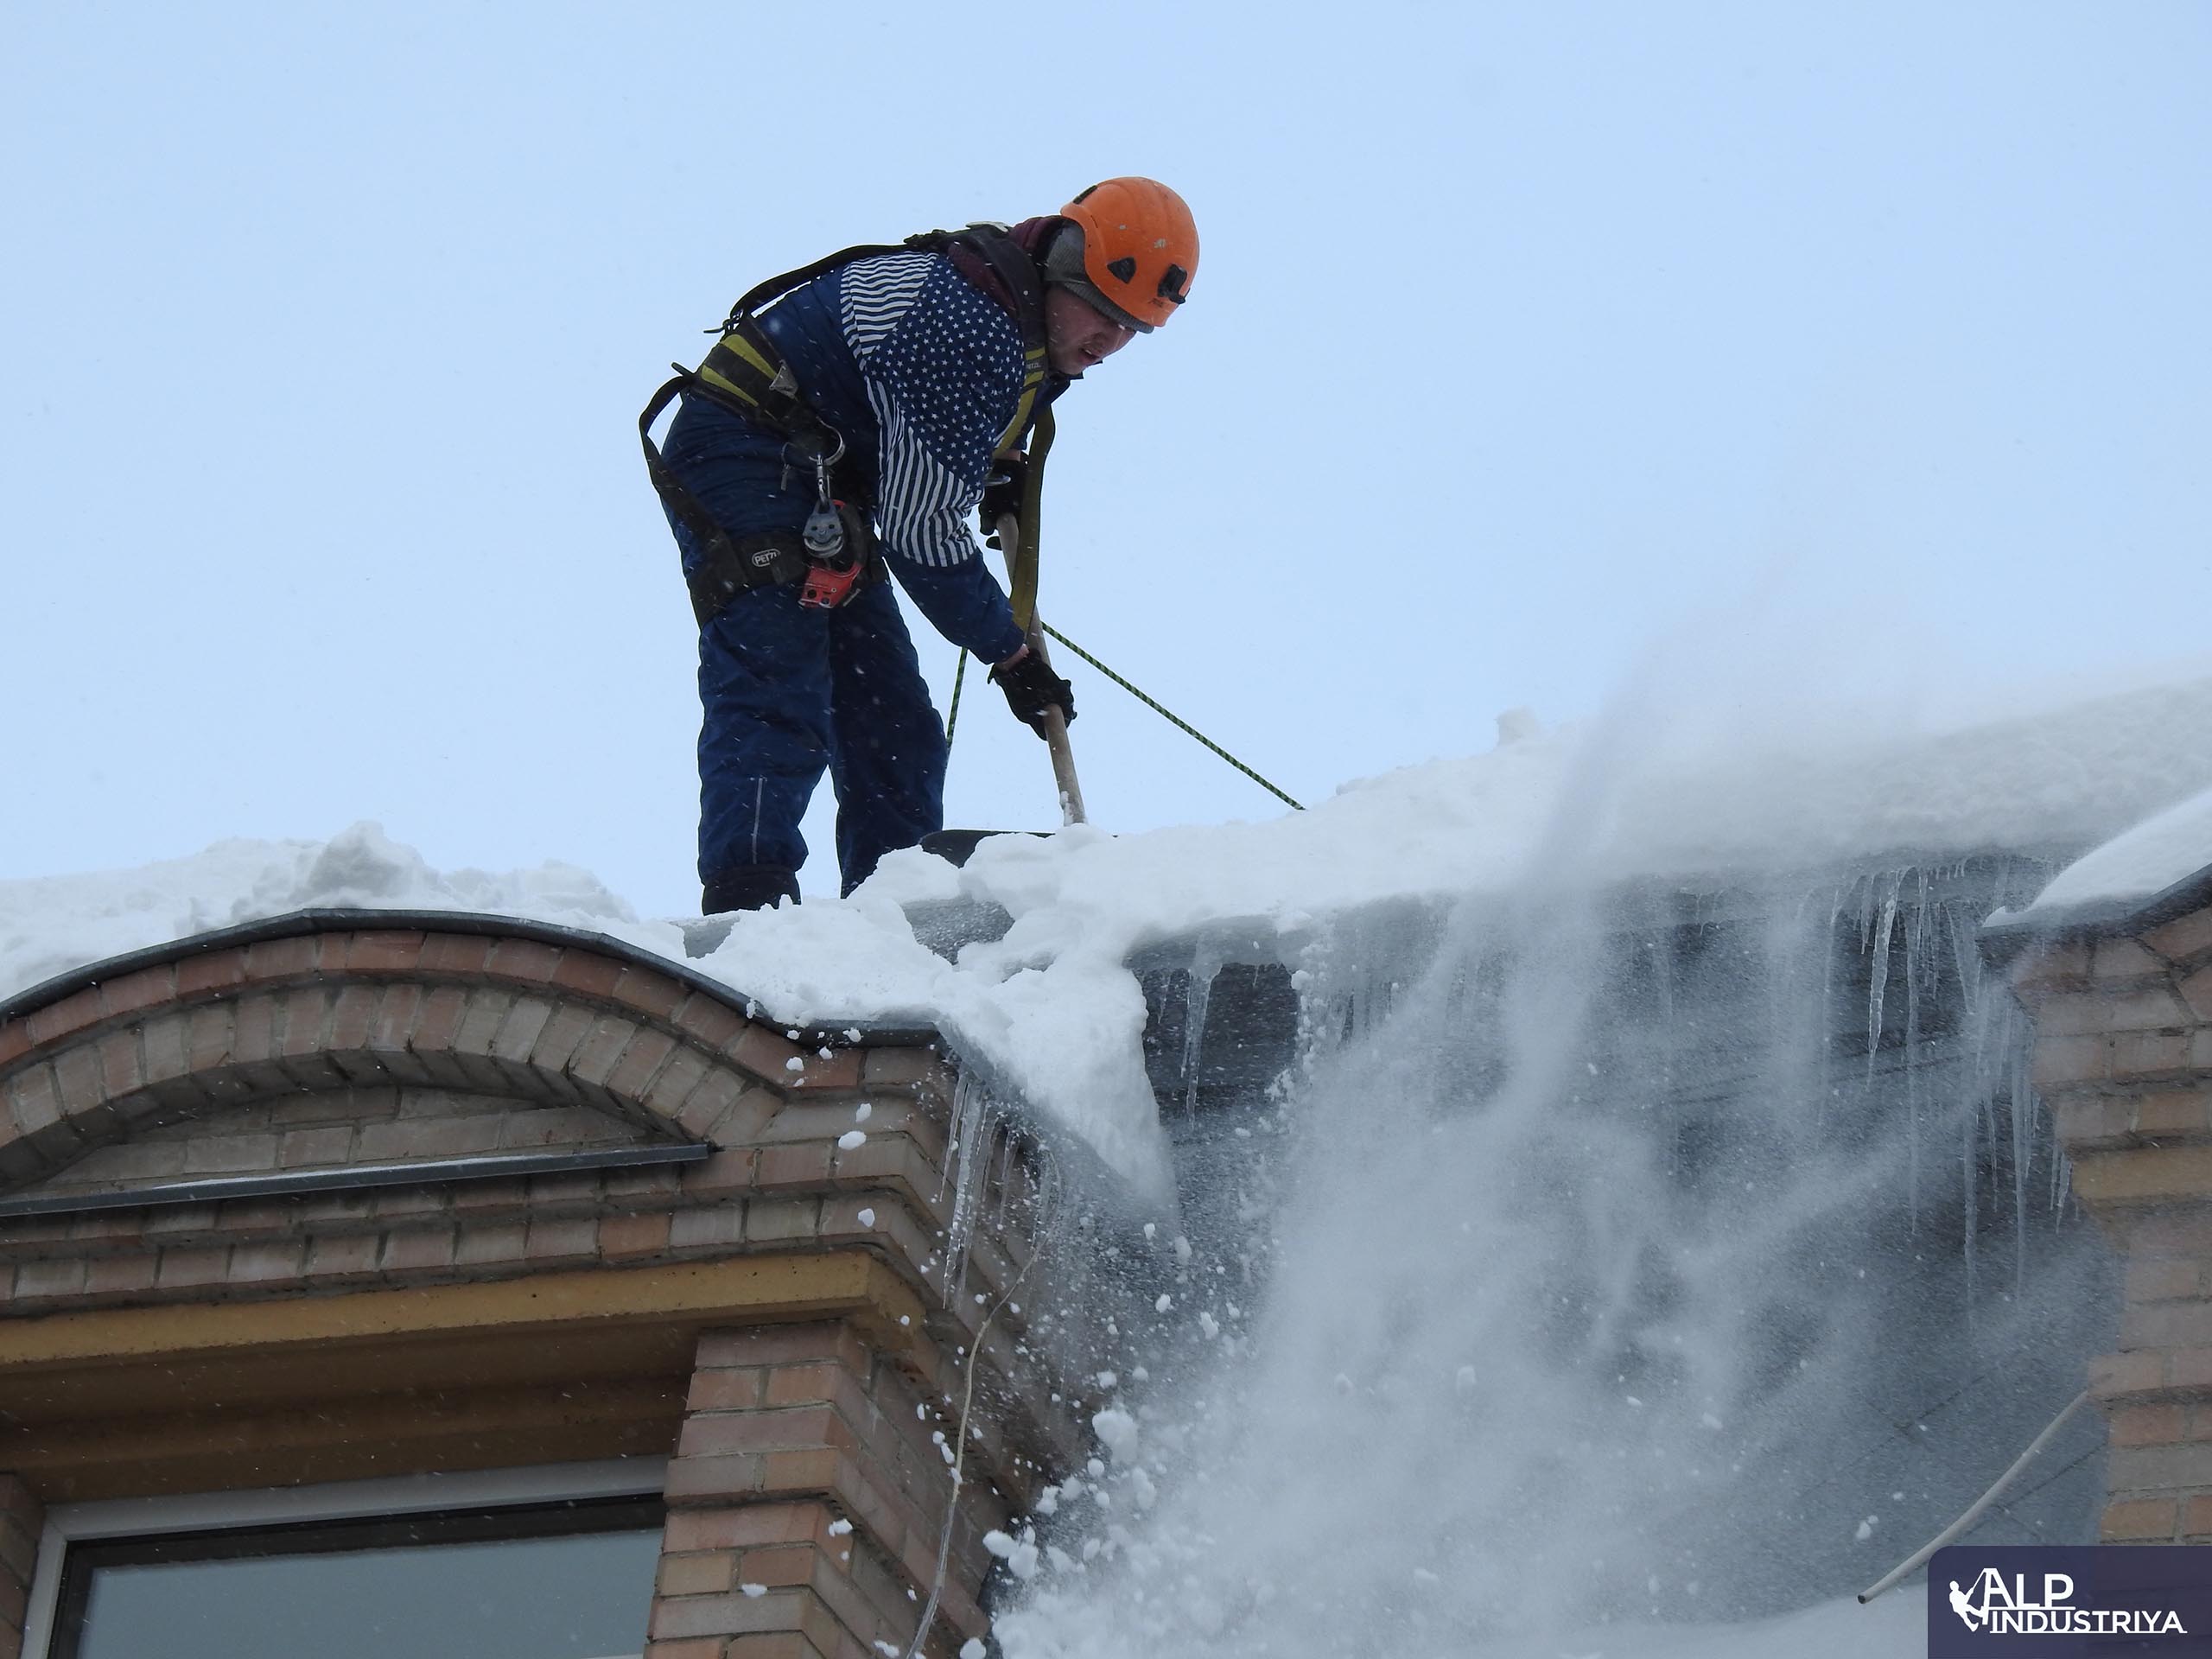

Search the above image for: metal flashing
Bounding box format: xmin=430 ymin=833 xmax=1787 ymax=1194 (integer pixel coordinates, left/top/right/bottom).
xmin=0 ymin=1142 xmax=711 ymax=1220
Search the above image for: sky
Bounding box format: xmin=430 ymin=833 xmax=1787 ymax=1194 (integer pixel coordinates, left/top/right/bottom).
xmin=4 ymin=1 xmax=2208 ymax=915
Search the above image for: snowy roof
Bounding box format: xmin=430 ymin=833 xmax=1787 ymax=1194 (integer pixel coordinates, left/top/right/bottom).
xmin=10 ymin=666 xmax=2212 ymax=1189
xmin=1985 ymin=781 xmax=2212 ymax=938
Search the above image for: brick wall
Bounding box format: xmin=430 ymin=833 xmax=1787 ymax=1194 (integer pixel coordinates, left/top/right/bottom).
xmin=0 ymin=925 xmax=1016 ymax=1325
xmin=0 ymin=917 xmax=1108 ymax=1658
xmin=0 ymin=1475 xmax=40 ymax=1659
xmin=2008 ymin=902 xmax=2212 ymax=1542
xmin=0 ymin=926 xmax=861 ymax=1193
xmin=652 ymin=1323 xmax=1001 ymax=1659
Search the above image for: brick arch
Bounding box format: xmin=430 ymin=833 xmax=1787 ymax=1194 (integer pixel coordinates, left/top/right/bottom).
xmin=0 ymin=913 xmax=873 ymax=1190
xmin=0 ymin=913 xmax=1117 ymax=1659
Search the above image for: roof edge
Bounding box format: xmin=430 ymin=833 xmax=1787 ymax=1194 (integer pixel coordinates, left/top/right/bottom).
xmin=1980 ymin=861 xmax=2212 ymax=962
xmin=0 ymin=907 xmax=1171 ymax=1227
xmin=0 ymin=906 xmax=942 ymax=1050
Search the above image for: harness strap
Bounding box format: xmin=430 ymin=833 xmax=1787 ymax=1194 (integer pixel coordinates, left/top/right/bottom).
xmin=695 ymin=225 xmax=1051 ymax=459
xmin=642 ymin=222 xmax=1056 ymax=627
xmin=639 ymin=373 xmax=877 ymax=627
xmin=1006 ymin=404 xmax=1054 ymax=635
xmin=686 ymin=312 xmax=849 ymax=461
xmin=720 ymin=241 xmax=907 ymax=330
xmin=932 ymin=227 xmax=1052 ymax=451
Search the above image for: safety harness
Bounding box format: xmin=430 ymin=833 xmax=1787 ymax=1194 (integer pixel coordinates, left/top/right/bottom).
xmin=640 ymin=224 xmax=1054 ymax=627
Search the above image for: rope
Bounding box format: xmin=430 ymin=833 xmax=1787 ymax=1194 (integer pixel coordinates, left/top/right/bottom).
xmin=945 ymin=648 xmax=969 ymax=747
xmin=1040 ymin=623 xmax=1305 ymax=811
xmin=900 ymin=1160 xmax=1058 ymax=1659
xmin=900 ymin=1286 xmax=1009 ymax=1659
xmin=943 ymin=599 xmax=1300 ymax=813
xmin=1858 ymin=1389 xmax=2090 ymax=1604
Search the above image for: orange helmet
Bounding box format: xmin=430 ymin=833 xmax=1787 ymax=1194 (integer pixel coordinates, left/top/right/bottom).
xmin=1057 ymin=177 xmax=1198 ymax=332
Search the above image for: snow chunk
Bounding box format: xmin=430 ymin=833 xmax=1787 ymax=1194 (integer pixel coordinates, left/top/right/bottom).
xmin=982 ymin=1530 xmax=1040 ymax=1579
xmin=1496 ymin=705 xmax=1542 ymax=745
xmin=1092 ymin=1408 xmax=1139 ymax=1457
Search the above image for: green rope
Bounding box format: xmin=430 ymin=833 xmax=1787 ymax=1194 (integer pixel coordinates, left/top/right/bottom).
xmin=944 ymin=648 xmax=969 ymax=747
xmin=1040 ymin=623 xmax=1305 ymax=810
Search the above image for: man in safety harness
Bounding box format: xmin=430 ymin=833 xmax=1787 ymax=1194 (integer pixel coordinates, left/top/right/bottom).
xmin=641 ymin=178 xmax=1199 ymax=915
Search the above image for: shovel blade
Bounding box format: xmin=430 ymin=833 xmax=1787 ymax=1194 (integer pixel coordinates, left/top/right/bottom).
xmin=918 ymin=829 xmax=1048 ymax=868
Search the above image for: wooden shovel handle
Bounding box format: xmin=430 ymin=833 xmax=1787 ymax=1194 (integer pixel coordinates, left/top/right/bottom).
xmin=993 ymin=511 xmax=1086 ymax=826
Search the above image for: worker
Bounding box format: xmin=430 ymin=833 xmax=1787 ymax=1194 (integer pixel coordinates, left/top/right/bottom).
xmin=640 ymin=178 xmax=1199 ymax=915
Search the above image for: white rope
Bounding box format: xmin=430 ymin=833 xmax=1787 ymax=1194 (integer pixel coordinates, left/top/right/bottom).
xmin=903 ymin=1156 xmax=1058 ymax=1659
xmin=1858 ymin=1389 xmax=2090 ymax=1605
xmin=902 ymin=1275 xmax=1034 ymax=1659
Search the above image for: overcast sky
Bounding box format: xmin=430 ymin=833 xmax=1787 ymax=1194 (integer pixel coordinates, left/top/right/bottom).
xmin=5 ymin=3 xmax=2208 ymax=913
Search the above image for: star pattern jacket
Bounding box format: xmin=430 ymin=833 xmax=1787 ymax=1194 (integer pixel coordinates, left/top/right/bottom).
xmin=683 ymin=239 xmax=1068 ymax=664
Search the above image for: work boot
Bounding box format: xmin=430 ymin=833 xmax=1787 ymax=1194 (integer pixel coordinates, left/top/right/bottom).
xmin=701 ymin=865 xmax=800 ymax=915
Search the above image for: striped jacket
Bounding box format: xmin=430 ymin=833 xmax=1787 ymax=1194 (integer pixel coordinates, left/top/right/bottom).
xmin=732 ymin=239 xmax=1065 ymax=662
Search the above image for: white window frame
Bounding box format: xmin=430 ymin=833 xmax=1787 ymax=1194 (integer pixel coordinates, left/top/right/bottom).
xmin=20 ymin=1458 xmax=669 ymax=1659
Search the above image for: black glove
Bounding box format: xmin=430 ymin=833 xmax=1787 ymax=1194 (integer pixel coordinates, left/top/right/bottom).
xmin=990 ymin=647 xmax=1075 ymax=737
xmin=980 ymin=452 xmax=1027 ymax=548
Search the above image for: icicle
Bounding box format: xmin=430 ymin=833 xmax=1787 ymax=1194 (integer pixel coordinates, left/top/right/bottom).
xmin=1961 ymin=1097 xmax=1979 ymax=1314
xmin=1902 ymin=871 xmax=1928 ymax=1228
xmin=1975 ymin=1020 xmax=2004 ymax=1241
xmin=1864 ymin=873 xmax=1899 ymax=1077
xmin=1181 ymin=944 xmax=1220 ymax=1117
xmin=1945 ymin=904 xmax=1984 ymax=1026
xmin=2009 ymin=1015 xmax=2032 ymax=1296
xmin=1815 ymin=883 xmax=1841 ymax=1133
xmin=942 ymin=1068 xmax=1004 ymax=1299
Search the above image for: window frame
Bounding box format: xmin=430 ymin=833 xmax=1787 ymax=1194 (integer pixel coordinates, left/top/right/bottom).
xmin=19 ymin=1459 xmax=669 ymax=1659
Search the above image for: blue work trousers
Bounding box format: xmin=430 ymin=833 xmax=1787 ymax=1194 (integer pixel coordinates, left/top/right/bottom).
xmin=663 ymin=402 xmax=947 ymax=896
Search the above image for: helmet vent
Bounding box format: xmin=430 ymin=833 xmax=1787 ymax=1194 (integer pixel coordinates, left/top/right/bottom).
xmin=1106 ymin=256 xmax=1137 ymax=283
xmin=1159 ymin=264 xmax=1189 ymax=302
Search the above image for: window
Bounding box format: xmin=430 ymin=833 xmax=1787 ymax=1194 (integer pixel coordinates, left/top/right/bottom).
xmin=25 ymin=1463 xmax=666 ymax=1659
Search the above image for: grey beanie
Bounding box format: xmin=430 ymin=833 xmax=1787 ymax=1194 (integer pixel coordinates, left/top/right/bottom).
xmin=1041 ymin=223 xmax=1155 ymax=334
